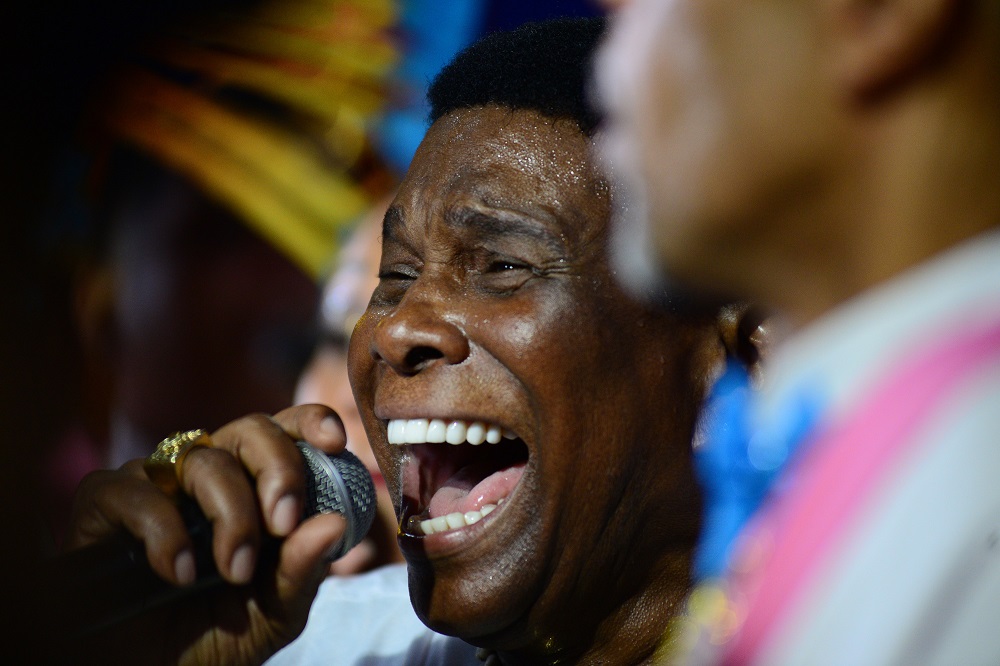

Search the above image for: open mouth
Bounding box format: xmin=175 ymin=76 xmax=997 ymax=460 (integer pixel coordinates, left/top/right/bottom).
xmin=387 ymin=418 xmax=530 ymax=537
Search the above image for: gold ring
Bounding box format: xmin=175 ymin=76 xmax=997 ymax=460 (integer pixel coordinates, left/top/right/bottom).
xmin=144 ymin=429 xmax=212 ymax=496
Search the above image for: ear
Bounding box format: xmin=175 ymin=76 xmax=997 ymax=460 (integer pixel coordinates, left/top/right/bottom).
xmin=717 ymin=303 xmax=772 ymax=380
xmin=826 ymin=0 xmax=961 ymax=97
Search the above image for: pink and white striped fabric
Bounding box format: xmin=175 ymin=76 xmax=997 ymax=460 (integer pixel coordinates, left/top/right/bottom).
xmin=724 ymin=318 xmax=1000 ymax=665
xmin=682 ymin=230 xmax=1000 ymax=665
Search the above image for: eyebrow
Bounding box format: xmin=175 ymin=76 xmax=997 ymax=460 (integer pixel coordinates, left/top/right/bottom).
xmin=381 ymin=204 xmax=570 ymax=256
xmin=446 ymin=208 xmax=568 ymax=255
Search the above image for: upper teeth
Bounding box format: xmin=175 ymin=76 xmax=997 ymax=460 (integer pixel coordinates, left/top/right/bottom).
xmin=386 ymin=419 xmax=515 ymax=445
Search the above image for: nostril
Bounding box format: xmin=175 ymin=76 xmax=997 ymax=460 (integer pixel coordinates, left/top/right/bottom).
xmin=372 ymin=304 xmax=471 ymax=373
xmin=404 ymin=345 xmax=444 ymax=371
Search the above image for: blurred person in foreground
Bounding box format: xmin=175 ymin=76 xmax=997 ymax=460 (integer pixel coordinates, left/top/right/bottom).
xmin=62 ymin=18 xmax=760 ymax=665
xmin=295 ymin=196 xmax=405 ymax=575
xmin=597 ymin=0 xmax=1000 ymax=663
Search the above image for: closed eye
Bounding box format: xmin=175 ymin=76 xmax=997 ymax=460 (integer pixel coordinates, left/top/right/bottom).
xmin=379 ymin=270 xmax=415 ymax=281
xmin=471 ymin=255 xmax=544 ymax=295
xmin=371 ymin=265 xmax=419 ymax=307
xmin=488 ymin=259 xmax=531 ymax=273
xmin=378 ymin=265 xmax=419 ymax=281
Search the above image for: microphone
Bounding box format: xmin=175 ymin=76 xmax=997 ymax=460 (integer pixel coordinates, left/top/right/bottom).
xmin=49 ymin=443 xmax=376 ymax=640
xmin=296 ymin=443 xmax=377 ymax=561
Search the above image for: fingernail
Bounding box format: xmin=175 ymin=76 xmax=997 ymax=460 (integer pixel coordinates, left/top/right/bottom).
xmin=230 ymin=544 xmax=255 ymax=585
xmin=174 ymin=550 xmax=196 ymax=586
xmin=319 ymin=415 xmax=340 ymax=437
xmin=272 ymin=494 xmax=299 ymax=536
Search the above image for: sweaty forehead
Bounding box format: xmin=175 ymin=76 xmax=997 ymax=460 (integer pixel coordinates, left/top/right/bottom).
xmin=393 ymin=105 xmax=610 ymax=242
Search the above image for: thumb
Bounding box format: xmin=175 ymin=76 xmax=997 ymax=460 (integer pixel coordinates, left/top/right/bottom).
xmin=273 ymin=512 xmax=346 ymax=622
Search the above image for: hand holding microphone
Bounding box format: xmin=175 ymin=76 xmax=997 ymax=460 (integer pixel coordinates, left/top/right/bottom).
xmin=55 ymin=404 xmax=374 ymax=666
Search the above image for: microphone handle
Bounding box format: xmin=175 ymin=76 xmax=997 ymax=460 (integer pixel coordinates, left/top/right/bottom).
xmin=50 ymin=495 xmax=281 ymax=641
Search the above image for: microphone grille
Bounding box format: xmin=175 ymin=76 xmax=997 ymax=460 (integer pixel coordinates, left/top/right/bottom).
xmin=295 ymin=442 xmax=377 ymax=560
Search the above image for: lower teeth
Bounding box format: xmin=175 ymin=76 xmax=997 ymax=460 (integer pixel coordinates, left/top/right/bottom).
xmin=416 ymin=503 xmax=498 ymax=535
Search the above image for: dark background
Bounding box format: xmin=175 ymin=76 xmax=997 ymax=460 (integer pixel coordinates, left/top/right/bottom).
xmin=0 ymin=0 xmax=602 ymax=659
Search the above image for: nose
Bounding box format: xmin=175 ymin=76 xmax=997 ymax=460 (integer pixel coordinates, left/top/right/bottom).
xmin=371 ymin=294 xmax=470 ymax=375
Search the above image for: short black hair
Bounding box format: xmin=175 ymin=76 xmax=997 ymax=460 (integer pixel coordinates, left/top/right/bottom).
xmin=428 ymin=17 xmax=606 ymax=136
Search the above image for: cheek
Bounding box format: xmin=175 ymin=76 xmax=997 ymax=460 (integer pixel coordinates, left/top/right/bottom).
xmin=484 ymin=291 xmax=574 ymax=368
xmin=465 ymin=291 xmax=591 ymax=433
xmin=347 ymin=313 xmax=403 ymax=497
xmin=504 ymin=286 xmax=618 ymax=400
xmin=498 ymin=316 xmax=539 ymax=350
xmin=347 ymin=313 xmax=375 ymax=393
xmin=346 ymin=315 xmax=381 ymax=439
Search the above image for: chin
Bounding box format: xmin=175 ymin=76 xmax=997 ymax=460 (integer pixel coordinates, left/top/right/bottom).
xmin=403 ymin=549 xmax=544 ymax=643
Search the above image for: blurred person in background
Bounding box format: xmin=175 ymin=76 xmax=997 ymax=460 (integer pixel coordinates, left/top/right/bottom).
xmin=295 ymin=196 xmax=405 ymax=575
xmin=47 ymin=0 xmax=401 ymax=538
xmin=597 ymin=0 xmax=1000 ymax=663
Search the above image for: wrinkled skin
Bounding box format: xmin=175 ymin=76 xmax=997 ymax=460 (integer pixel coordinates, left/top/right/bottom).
xmin=348 ymin=105 xmax=723 ymax=664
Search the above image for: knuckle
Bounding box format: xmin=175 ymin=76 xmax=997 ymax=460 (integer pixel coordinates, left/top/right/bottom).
xmin=88 ymin=472 xmax=151 ymax=516
xmin=248 ymin=412 xmax=284 ymax=433
xmin=184 ymin=445 xmax=232 ymax=477
xmin=136 ymin=504 xmax=181 ymax=542
xmin=75 ymin=468 xmax=118 ymax=497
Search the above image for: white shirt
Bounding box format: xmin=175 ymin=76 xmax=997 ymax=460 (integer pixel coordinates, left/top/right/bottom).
xmin=266 ymin=564 xmax=480 ymax=665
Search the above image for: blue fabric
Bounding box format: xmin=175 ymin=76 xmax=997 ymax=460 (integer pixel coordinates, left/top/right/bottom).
xmin=376 ymin=0 xmax=486 ymax=175
xmin=693 ymin=360 xmax=823 ymax=579
xmin=480 ymin=0 xmax=602 ymax=33
xmin=375 ymin=0 xmax=606 ymax=176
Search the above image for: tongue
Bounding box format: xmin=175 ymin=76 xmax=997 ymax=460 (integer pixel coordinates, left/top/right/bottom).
xmin=427 ymin=460 xmax=526 ymax=519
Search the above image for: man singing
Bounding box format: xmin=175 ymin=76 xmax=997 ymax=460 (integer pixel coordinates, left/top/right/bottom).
xmin=61 ymin=18 xmax=758 ymax=665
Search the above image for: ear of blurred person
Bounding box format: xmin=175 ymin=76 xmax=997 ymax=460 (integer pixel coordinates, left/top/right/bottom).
xmin=295 ymin=195 xmax=405 ymax=575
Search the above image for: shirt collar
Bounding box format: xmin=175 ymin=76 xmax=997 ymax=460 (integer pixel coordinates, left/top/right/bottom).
xmin=757 ymin=228 xmax=1000 ymax=425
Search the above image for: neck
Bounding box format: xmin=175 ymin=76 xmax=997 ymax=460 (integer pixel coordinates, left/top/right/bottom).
xmin=766 ymin=45 xmax=1000 ymax=326
xmin=490 ymin=547 xmax=694 ymax=665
